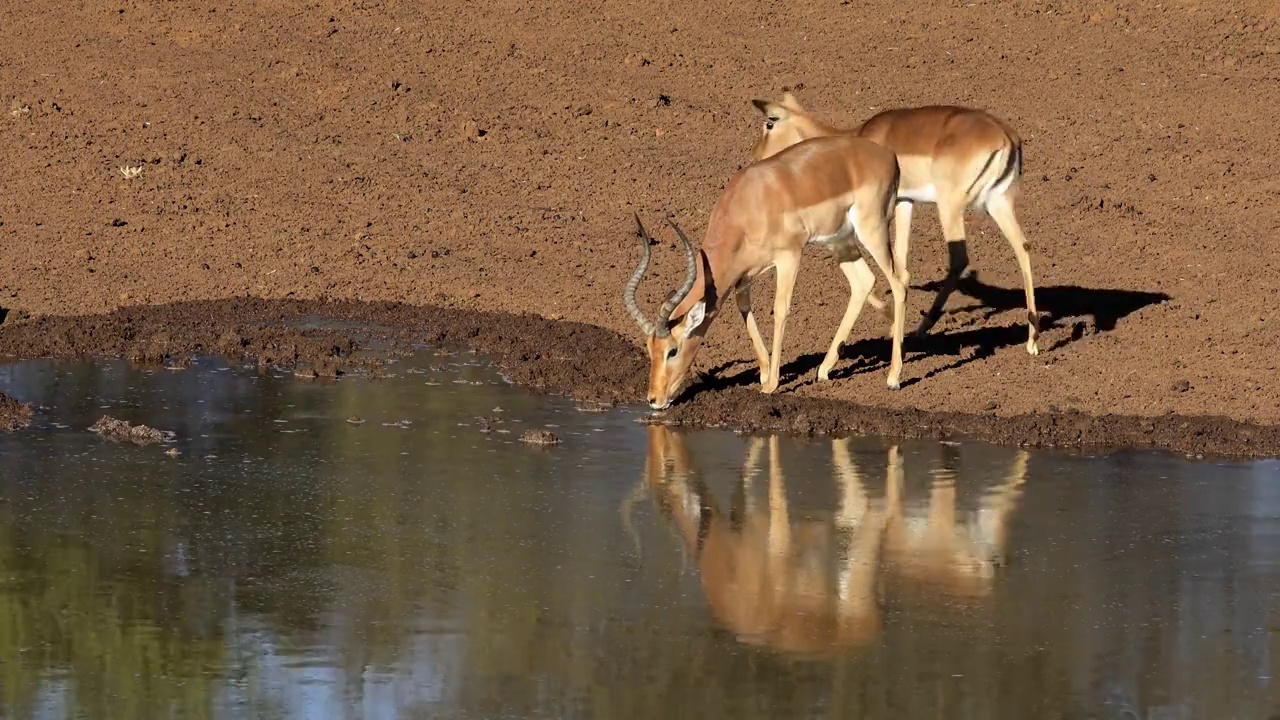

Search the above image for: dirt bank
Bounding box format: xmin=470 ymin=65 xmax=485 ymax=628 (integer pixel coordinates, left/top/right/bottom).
xmin=1 ymin=298 xmax=1277 ymax=458
xmin=1 ymin=0 xmax=1278 ymax=454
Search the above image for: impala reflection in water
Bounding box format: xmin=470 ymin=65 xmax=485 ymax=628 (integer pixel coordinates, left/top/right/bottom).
xmin=626 ymin=426 xmax=1028 ymax=657
xmin=0 ymin=354 xmax=1278 ymax=719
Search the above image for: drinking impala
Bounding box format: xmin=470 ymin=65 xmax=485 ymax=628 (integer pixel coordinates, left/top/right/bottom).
xmin=623 ymin=132 xmax=910 ymax=410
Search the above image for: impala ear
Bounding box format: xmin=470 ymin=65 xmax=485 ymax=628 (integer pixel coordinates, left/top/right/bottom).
xmin=750 ymin=99 xmax=788 ymax=121
xmin=780 ymin=91 xmax=803 ymax=110
xmin=680 ymin=301 xmax=707 ymax=339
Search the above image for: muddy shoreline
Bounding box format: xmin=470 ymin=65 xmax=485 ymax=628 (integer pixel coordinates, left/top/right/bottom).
xmin=1 ymin=298 xmax=1274 ymax=460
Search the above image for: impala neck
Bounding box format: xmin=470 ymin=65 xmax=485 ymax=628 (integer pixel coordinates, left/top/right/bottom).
xmin=667 ymin=246 xmax=728 ymax=331
xmin=795 ymin=114 xmax=845 ymax=142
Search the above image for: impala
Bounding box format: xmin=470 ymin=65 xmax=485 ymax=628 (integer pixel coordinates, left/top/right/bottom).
xmin=622 ymin=426 xmax=1030 ymax=657
xmin=749 ymin=92 xmax=1041 ymax=356
xmin=881 ymin=443 xmax=1029 ymax=602
xmin=624 ymin=425 xmax=887 ymax=657
xmin=623 ymin=132 xmax=909 ymax=410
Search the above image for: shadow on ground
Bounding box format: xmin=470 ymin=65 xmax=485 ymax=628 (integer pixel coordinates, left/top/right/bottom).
xmin=691 ymin=272 xmax=1171 ymax=393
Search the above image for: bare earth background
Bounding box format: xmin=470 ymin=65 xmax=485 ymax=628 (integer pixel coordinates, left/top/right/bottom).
xmin=1 ymin=0 xmax=1278 ymax=455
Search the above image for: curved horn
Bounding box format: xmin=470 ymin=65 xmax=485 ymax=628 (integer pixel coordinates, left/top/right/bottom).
xmin=619 ymin=479 xmax=651 ymax=560
xmin=624 ymin=213 xmax=656 ymax=335
xmin=654 ymin=218 xmax=698 ymax=336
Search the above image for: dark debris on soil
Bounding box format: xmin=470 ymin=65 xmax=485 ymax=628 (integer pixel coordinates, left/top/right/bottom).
xmin=0 ymin=297 xmax=1275 ymax=460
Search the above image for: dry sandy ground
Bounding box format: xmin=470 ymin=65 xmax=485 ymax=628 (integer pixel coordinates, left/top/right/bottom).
xmin=1 ymin=0 xmax=1278 ymax=455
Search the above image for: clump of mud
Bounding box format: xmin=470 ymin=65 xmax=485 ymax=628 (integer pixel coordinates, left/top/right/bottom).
xmin=574 ymin=400 xmax=614 ymax=413
xmin=89 ymin=416 xmax=176 ymax=445
xmin=520 ymin=429 xmax=561 ymax=446
xmin=0 ymin=392 xmax=34 ymax=431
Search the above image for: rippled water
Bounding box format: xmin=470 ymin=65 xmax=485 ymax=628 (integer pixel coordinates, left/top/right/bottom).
xmin=0 ymin=350 xmax=1278 ymax=719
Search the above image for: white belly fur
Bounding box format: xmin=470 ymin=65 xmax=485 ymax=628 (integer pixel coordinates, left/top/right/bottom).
xmin=899 ymin=183 xmax=937 ymax=203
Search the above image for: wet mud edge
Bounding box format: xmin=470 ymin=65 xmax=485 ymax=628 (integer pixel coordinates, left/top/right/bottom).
xmin=0 ymin=297 xmax=1274 ymax=460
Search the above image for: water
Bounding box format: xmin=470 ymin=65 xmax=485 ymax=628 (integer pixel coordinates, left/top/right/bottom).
xmin=1 ymin=351 xmax=1278 ymax=720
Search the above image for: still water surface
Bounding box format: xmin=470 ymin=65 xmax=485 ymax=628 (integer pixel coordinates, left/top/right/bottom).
xmin=0 ymin=350 xmax=1278 ymax=719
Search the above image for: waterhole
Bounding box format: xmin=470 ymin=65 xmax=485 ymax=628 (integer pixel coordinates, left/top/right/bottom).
xmin=1 ymin=350 xmax=1277 ymax=719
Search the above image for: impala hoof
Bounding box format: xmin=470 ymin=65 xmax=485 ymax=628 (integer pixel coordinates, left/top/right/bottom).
xmin=1026 ymin=339 xmax=1040 ymax=356
xmin=817 ymin=365 xmax=833 ymax=382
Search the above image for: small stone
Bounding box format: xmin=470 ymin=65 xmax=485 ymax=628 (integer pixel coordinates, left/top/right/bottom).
xmin=1172 ymin=379 xmax=1192 ymax=392
xmin=520 ymin=429 xmax=560 ymax=446
xmin=346 ymin=415 xmax=365 ymax=425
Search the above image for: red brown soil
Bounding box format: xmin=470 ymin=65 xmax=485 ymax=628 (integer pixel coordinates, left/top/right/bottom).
xmin=1 ymin=0 xmax=1279 ymax=457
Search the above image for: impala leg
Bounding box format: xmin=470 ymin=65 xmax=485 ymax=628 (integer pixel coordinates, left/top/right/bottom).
xmin=765 ymin=436 xmax=791 ymax=561
xmin=831 ymin=437 xmax=869 ymax=529
xmin=735 ymin=279 xmax=772 ymax=384
xmin=850 ymin=199 xmax=909 ymax=325
xmin=916 ymin=193 xmax=969 ymax=337
xmin=732 ymin=436 xmax=765 ymax=526
xmin=742 ymin=436 xmax=765 ymax=511
xmin=885 ymin=445 xmax=903 ymax=519
xmin=833 ymin=438 xmax=884 ymax=627
xmin=853 ymin=213 xmax=908 ymax=390
xmin=818 ymin=258 xmax=875 ymax=382
xmin=865 ymin=290 xmax=888 ymax=316
xmin=892 ymin=199 xmax=914 ymax=287
xmin=985 ymin=191 xmax=1041 ymax=356
xmin=762 ymin=252 xmax=801 ymax=394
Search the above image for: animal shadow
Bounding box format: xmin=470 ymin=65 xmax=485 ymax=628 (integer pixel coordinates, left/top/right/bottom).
xmin=773 ymin=271 xmax=1170 ymax=388
xmin=940 ymin=271 xmax=1170 ymax=335
xmin=690 ymin=358 xmax=763 ymax=394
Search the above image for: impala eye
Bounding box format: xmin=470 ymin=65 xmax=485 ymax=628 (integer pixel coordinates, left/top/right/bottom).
xmin=666 ymin=347 xmax=679 ymax=360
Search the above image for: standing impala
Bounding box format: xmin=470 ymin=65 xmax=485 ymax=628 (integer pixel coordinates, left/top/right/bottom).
xmin=623 ymin=132 xmax=909 ymax=410
xmin=749 ymin=92 xmax=1041 ymax=356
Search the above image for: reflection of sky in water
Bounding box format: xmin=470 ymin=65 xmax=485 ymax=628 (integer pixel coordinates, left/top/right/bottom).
xmin=212 ymin=622 xmax=462 ymax=720
xmin=0 ymin=354 xmax=1278 ymax=719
